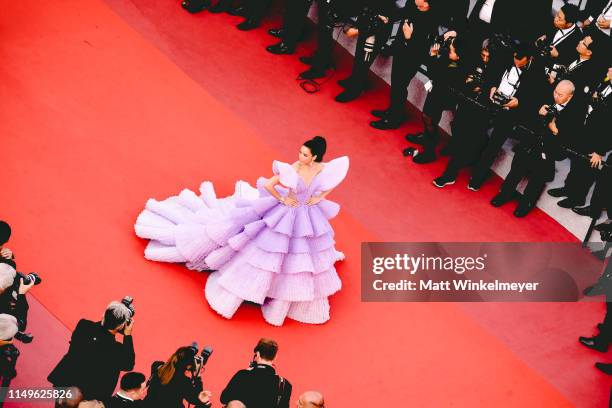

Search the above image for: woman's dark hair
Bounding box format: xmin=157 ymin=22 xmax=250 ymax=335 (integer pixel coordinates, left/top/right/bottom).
xmin=0 ymin=221 xmax=11 ymax=246
xmin=157 ymin=346 xmax=196 ymax=386
xmin=303 ymin=136 xmax=327 ymax=162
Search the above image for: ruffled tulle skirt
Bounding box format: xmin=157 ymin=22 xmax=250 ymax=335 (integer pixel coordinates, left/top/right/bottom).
xmin=134 ymin=179 xmax=343 ymax=326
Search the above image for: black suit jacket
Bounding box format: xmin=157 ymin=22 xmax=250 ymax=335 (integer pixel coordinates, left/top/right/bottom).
xmin=541 ymin=25 xmax=583 ymax=67
xmin=584 ymin=80 xmax=612 ymax=154
xmin=106 ymin=394 xmax=146 ymax=408
xmin=440 ymin=0 xmax=469 ymax=33
xmin=48 ymin=320 xmax=135 ymax=401
xmin=580 ymin=0 xmax=612 ymax=22
xmin=563 ymin=58 xmax=602 ymax=95
xmin=468 ymin=0 xmax=514 ymax=35
xmin=221 ymin=364 xmax=292 ymax=408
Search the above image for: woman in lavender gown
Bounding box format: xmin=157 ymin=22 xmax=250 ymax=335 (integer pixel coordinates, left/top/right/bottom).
xmin=134 ymin=137 xmax=349 ymax=326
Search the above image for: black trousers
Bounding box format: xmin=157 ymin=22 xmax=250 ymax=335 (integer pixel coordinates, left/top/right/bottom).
xmin=563 ymin=155 xmax=600 ymax=205
xmin=470 ymin=111 xmax=518 ymax=187
xmin=244 ymin=0 xmax=273 ymax=22
xmin=420 ymin=86 xmax=457 ymax=151
xmin=343 ymin=22 xmax=393 ymax=89
xmin=590 ymin=162 xmax=612 ymax=218
xmin=279 ymin=0 xmax=313 ymax=48
xmin=388 ymin=45 xmax=428 ymax=118
xmin=440 ymin=101 xmax=491 ymax=179
xmin=500 ymin=150 xmax=553 ymax=206
xmin=309 ymin=1 xmax=335 ymax=69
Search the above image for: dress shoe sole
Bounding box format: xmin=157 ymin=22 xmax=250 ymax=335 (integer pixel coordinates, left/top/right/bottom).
xmin=433 ymin=180 xmax=455 ymax=188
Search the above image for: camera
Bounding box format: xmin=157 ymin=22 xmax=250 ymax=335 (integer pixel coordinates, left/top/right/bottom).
xmin=16 ymin=272 xmax=41 ymax=286
xmin=430 ymin=34 xmax=454 ymax=57
xmin=491 ymin=90 xmax=512 ymax=107
xmin=188 ymin=342 xmax=213 ymax=370
xmin=466 ymin=66 xmax=485 ymax=93
xmin=535 ymin=38 xmax=553 ymax=57
xmin=600 ymin=224 xmax=612 ymax=243
xmin=546 ymin=64 xmax=568 ymax=80
xmin=541 ymin=104 xmax=559 ymax=124
xmin=118 ymin=296 xmax=135 ymax=333
xmin=488 ymin=33 xmax=519 ymax=54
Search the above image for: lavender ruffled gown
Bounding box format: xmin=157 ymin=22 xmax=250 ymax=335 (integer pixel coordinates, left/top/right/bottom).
xmin=134 ymin=156 xmax=349 ymax=326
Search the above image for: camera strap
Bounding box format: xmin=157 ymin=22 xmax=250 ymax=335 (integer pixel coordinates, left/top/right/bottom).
xmin=551 ymin=25 xmax=577 ymax=47
xmin=275 ymin=375 xmax=287 ymax=408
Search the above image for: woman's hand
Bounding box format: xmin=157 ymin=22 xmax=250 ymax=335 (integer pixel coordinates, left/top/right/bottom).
xmin=283 ymin=197 xmax=299 ymax=207
xmin=306 ymin=196 xmax=323 ymax=206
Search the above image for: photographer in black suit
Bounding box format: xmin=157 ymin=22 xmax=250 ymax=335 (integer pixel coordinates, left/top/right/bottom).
xmin=553 ymin=67 xmax=612 ymax=210
xmin=267 ymin=0 xmax=316 ymax=55
xmin=536 ymin=4 xmax=582 ymax=68
xmin=107 ymin=372 xmax=147 ymax=408
xmin=405 ymin=35 xmax=466 ymax=164
xmin=331 ymin=0 xmax=397 ymax=101
xmin=467 ymin=43 xmax=548 ymax=191
xmin=581 ymin=0 xmax=612 ymax=53
xmin=0 ymin=264 xmax=34 ymax=344
xmin=48 ymin=300 xmax=136 ymax=401
xmin=221 ymin=338 xmax=291 ymax=408
xmin=370 ymin=0 xmax=439 ymax=130
xmin=547 ymin=35 xmax=601 ymax=94
xmin=490 ymin=80 xmax=585 ymax=217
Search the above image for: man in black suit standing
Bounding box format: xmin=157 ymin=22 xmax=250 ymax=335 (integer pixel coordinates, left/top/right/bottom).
xmin=548 ymin=35 xmax=601 ymax=94
xmin=553 ymin=66 xmax=612 ymax=210
xmin=370 ymin=0 xmax=439 ymax=130
xmin=48 ymin=300 xmax=136 ymax=401
xmin=490 ymin=79 xmax=585 ymax=217
xmin=467 ymin=43 xmax=548 ymax=191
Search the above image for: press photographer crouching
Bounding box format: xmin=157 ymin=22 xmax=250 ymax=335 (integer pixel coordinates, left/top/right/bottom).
xmin=0 ymin=263 xmax=37 ymax=344
xmin=107 ymin=372 xmax=147 ymax=408
xmin=490 ymin=80 xmax=585 ymax=217
xmin=221 ymin=338 xmax=292 ymax=408
xmin=48 ymin=298 xmax=136 ymax=401
xmin=145 ymin=343 xmax=212 ymax=408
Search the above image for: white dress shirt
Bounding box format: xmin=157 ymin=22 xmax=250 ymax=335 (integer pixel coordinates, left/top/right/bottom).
xmin=552 ymin=24 xmax=576 ymax=46
xmin=498 ymin=66 xmax=522 ymax=97
xmin=479 ymin=0 xmax=497 ymax=23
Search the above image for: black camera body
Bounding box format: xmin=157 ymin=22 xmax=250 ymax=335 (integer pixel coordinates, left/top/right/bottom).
xmin=431 ymin=34 xmax=454 ymax=56
xmin=467 ymin=66 xmax=485 ymax=93
xmin=491 ymin=90 xmax=512 ymax=107
xmin=121 ymin=296 xmax=135 ymax=325
xmin=16 ymin=272 xmax=41 ymax=286
xmin=535 ymin=38 xmax=553 ymax=57
xmin=542 ymin=104 xmax=560 ymax=124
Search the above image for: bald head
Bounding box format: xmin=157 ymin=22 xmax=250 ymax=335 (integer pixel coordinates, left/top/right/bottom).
xmin=226 ymin=401 xmax=246 ymax=408
xmin=554 ymin=80 xmax=575 ymax=105
xmin=298 ymin=391 xmax=324 ymax=408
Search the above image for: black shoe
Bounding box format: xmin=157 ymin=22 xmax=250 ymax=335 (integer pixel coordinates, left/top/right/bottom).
xmin=268 ymin=28 xmax=284 ymax=38
xmin=405 ymin=133 xmax=426 ymax=145
xmin=370 ymin=117 xmax=403 ymax=130
xmin=266 ymin=42 xmax=294 ymax=55
xmin=338 ymin=77 xmax=354 ymax=88
xmin=433 ymin=175 xmax=456 ymax=188
xmin=299 ymin=68 xmax=326 ymax=80
xmin=572 ymin=205 xmax=596 ymax=217
xmin=490 ymin=192 xmax=517 ymax=207
xmin=514 ymin=202 xmax=535 ymax=218
xmin=595 ymin=222 xmax=612 ymax=232
xmin=335 ymin=88 xmax=362 ymax=103
xmin=237 ymin=18 xmax=260 ymax=31
xmin=208 ymin=0 xmax=229 ymax=13
xmin=557 ymin=198 xmax=580 ymax=209
xmin=226 ymin=5 xmax=245 ymax=15
xmin=579 ymin=336 xmax=608 ymax=352
xmin=595 ymin=362 xmax=612 ymax=375
xmin=547 ymin=187 xmax=567 ymax=198
xmin=413 ymin=150 xmax=436 ymax=164
xmin=583 ymin=284 xmax=606 ymax=297
xmin=467 ymin=182 xmax=481 ymax=192
xmin=371 ymin=109 xmax=390 ymax=118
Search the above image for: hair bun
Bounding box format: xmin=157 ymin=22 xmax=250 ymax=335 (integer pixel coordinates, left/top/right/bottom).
xmin=304 ymin=136 xmax=327 ymax=162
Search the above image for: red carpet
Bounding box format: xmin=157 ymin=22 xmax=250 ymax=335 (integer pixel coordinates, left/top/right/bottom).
xmin=0 ymin=0 xmax=608 ymax=406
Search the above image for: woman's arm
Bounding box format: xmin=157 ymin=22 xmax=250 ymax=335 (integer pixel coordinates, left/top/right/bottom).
xmin=264 ymin=175 xmax=298 ymax=207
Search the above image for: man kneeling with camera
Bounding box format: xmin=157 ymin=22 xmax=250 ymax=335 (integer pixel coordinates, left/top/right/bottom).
xmin=0 ymin=264 xmax=37 ymax=344
xmin=48 ymin=297 xmax=136 ymax=401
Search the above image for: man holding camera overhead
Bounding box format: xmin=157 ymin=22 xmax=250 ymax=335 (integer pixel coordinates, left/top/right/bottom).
xmin=48 ymin=299 xmax=136 ymax=401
